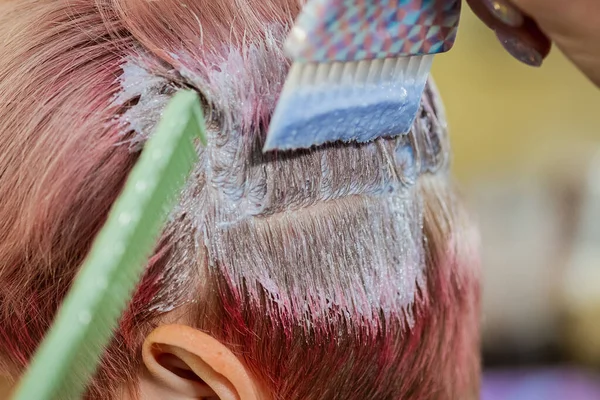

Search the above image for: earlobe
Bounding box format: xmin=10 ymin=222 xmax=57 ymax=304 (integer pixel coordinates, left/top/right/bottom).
xmin=141 ymin=324 xmax=262 ymax=400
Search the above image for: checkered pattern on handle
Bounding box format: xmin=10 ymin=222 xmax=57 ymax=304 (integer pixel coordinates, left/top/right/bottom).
xmin=287 ymin=0 xmax=461 ymax=62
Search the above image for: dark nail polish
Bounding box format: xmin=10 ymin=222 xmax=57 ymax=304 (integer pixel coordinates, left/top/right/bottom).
xmin=496 ymin=31 xmax=543 ymax=67
xmin=483 ymin=0 xmax=525 ymax=27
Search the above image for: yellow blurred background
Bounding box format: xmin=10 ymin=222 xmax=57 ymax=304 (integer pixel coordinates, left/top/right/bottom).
xmin=433 ymin=8 xmax=600 ymax=376
xmin=433 ymin=8 xmax=600 ymax=181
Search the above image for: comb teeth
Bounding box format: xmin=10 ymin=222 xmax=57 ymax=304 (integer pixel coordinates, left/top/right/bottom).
xmin=11 ymin=90 xmax=206 ymax=400
xmin=264 ymin=55 xmax=433 ymax=151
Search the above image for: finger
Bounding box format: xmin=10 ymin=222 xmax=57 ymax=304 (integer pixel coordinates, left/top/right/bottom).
xmin=466 ymin=0 xmax=552 ymax=67
xmin=481 ymin=0 xmax=524 ymax=28
xmin=495 ymin=17 xmax=552 ymax=67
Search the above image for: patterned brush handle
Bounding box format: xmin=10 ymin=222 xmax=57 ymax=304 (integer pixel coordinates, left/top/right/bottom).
xmin=287 ymin=0 xmax=461 ymax=62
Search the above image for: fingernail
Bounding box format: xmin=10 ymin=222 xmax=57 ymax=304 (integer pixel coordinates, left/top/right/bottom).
xmin=496 ymin=31 xmax=543 ymax=67
xmin=483 ymin=0 xmax=525 ymax=27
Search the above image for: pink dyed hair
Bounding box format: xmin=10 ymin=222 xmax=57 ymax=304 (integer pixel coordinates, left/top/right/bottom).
xmin=0 ymin=0 xmax=481 ymax=399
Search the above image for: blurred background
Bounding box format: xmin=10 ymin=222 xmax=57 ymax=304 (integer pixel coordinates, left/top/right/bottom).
xmin=432 ymin=7 xmax=600 ymax=400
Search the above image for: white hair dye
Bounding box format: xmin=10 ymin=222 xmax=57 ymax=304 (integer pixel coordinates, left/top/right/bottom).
xmin=114 ymin=25 xmax=450 ymax=330
xmin=112 ymin=60 xmax=175 ymax=151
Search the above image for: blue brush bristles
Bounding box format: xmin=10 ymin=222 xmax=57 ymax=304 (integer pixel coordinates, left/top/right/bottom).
xmin=264 ymin=55 xmax=432 ymax=151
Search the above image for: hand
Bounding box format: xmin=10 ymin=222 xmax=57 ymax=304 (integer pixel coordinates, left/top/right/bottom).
xmin=467 ymin=0 xmax=600 ymax=87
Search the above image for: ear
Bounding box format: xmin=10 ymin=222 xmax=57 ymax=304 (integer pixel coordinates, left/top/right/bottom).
xmin=140 ymin=324 xmax=263 ymax=400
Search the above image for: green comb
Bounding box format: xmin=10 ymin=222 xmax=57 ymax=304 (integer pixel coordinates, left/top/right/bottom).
xmin=12 ymin=90 xmax=206 ymax=400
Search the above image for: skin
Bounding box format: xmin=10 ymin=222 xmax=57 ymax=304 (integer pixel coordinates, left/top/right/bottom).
xmin=511 ymin=0 xmax=600 ymax=86
xmin=469 ymin=0 xmax=600 ymax=86
xmin=122 ymin=324 xmax=270 ymax=400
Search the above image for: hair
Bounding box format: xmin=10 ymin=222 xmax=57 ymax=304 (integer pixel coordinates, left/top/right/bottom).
xmin=0 ymin=1 xmax=481 ymax=399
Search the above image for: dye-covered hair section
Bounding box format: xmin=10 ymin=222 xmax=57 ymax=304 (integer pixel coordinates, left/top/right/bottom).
xmin=115 ymin=28 xmax=451 ymax=330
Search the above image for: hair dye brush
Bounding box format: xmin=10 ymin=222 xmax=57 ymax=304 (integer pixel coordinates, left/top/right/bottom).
xmin=12 ymin=90 xmax=206 ymax=400
xmin=264 ymin=0 xmax=461 ymax=151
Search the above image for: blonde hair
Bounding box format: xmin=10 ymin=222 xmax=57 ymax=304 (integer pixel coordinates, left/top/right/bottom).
xmin=0 ymin=1 xmax=481 ymax=398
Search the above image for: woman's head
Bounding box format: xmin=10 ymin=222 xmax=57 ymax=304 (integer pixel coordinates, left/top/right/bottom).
xmin=0 ymin=1 xmax=480 ymax=399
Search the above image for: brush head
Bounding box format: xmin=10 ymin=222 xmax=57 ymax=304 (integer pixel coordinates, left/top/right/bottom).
xmin=264 ymin=0 xmax=461 ymax=152
xmin=264 ymin=55 xmax=432 ymax=151
xmin=286 ymin=0 xmax=461 ymax=63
